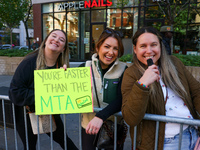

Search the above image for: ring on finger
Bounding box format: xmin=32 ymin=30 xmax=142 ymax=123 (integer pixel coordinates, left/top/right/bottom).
xmin=89 ymin=128 xmax=93 ymax=131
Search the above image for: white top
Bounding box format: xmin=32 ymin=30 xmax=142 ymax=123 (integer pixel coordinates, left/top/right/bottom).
xmin=159 ymin=79 xmax=193 ymax=138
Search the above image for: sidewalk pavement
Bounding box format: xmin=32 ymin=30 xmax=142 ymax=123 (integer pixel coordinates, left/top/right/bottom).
xmin=0 ymin=75 xmax=131 ymax=150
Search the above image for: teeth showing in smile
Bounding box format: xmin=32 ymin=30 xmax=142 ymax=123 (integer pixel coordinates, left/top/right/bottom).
xmin=53 ymin=44 xmax=58 ymax=47
xmin=146 ymin=56 xmax=153 ymax=59
xmin=106 ymin=56 xmax=112 ymax=59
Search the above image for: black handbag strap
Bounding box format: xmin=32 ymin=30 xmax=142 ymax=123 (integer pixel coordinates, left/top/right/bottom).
xmin=91 ymin=64 xmax=101 ymax=108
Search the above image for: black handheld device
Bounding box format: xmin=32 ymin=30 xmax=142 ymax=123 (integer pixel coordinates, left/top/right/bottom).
xmin=147 ymin=58 xmax=154 ymax=66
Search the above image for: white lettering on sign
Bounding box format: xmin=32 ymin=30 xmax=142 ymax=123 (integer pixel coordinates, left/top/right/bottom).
xmin=58 ymin=0 xmax=112 ymax=10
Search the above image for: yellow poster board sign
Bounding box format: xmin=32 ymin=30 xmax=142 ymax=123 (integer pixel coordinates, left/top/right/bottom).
xmin=34 ymin=67 xmax=93 ymax=115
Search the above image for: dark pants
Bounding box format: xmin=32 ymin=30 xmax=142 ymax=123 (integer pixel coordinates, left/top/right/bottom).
xmin=81 ymin=127 xmax=124 ymax=150
xmin=16 ymin=113 xmax=78 ymax=150
xmin=82 ymin=127 xmax=100 ymax=150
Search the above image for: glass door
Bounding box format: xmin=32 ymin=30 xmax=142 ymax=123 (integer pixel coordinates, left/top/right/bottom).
xmin=90 ymin=23 xmax=106 ymax=57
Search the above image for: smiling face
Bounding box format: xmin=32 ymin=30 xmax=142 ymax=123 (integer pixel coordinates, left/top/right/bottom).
xmin=97 ymin=37 xmax=119 ymax=69
xmin=134 ymin=33 xmax=161 ymax=66
xmin=45 ymin=30 xmax=66 ymax=55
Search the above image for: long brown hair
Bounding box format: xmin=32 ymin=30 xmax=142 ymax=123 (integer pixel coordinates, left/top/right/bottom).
xmin=35 ymin=29 xmax=69 ymax=70
xmin=132 ymin=26 xmax=187 ymax=99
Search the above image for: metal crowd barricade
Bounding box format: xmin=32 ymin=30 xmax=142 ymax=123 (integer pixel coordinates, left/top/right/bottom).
xmin=1 ymin=95 xmax=200 ymax=150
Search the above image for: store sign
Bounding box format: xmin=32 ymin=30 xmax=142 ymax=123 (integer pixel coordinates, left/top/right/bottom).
xmin=58 ymin=0 xmax=112 ymax=10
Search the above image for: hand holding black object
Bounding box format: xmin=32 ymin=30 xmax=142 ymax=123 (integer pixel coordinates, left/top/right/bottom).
xmin=147 ymin=58 xmax=154 ymax=66
xmin=138 ymin=58 xmax=160 ymax=86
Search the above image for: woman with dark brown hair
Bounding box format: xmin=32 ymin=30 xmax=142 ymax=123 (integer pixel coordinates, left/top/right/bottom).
xmin=81 ymin=28 xmax=127 ymax=150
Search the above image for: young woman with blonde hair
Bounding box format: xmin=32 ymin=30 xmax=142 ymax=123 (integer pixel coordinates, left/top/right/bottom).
xmin=9 ymin=29 xmax=77 ymax=150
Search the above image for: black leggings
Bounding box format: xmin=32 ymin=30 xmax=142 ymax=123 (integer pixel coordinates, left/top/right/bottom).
xmin=81 ymin=127 xmax=100 ymax=150
xmin=16 ymin=114 xmax=78 ymax=150
xmin=81 ymin=127 xmax=124 ymax=150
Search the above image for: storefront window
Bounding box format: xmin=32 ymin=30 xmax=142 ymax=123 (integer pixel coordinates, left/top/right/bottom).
xmin=122 ymin=8 xmax=134 ymax=38
xmin=54 ymin=2 xmax=65 ymax=12
xmin=67 ymin=12 xmax=79 ymax=60
xmin=43 ymin=13 xmax=54 ymax=40
xmin=80 ymin=11 xmax=91 ymax=60
xmin=133 ymin=8 xmax=139 ymax=35
xmin=91 ymin=10 xmax=106 ymax=22
xmin=139 ymin=7 xmax=145 ymax=27
xmin=110 ymin=0 xmax=138 ymax=7
xmin=54 ymin=12 xmax=66 ymax=31
xmin=42 ymin=3 xmax=53 ymax=13
xmin=107 ymin=9 xmax=121 ymax=29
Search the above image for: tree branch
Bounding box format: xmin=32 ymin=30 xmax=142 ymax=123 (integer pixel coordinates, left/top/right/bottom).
xmin=156 ymin=1 xmax=166 ymax=16
xmin=175 ymin=0 xmax=190 ymax=18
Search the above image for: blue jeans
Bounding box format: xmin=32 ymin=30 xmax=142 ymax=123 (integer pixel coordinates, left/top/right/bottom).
xmin=164 ymin=126 xmax=199 ymax=150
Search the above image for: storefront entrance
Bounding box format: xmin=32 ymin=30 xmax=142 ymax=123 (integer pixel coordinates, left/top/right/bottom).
xmin=91 ymin=23 xmax=106 ymax=55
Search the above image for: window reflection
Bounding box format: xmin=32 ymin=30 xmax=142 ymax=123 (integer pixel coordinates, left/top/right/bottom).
xmin=43 ymin=13 xmax=54 ymax=40
xmin=122 ymin=8 xmax=134 ymax=38
xmin=107 ymin=9 xmax=121 ymax=29
xmin=54 ymin=13 xmax=66 ymax=31
xmin=67 ymin=12 xmax=79 ymax=60
xmin=42 ymin=3 xmax=53 ymax=13
xmin=91 ymin=10 xmax=106 ymax=22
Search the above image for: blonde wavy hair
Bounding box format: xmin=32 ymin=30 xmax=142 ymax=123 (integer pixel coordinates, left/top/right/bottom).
xmin=33 ymin=29 xmax=69 ymax=70
xmin=132 ymin=26 xmax=187 ymax=99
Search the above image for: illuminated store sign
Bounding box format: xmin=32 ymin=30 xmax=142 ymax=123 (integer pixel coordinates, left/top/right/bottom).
xmin=58 ymin=0 xmax=112 ymax=10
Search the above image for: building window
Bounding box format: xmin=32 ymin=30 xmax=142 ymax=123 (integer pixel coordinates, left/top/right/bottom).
xmin=42 ymin=3 xmax=53 ymax=13
xmin=43 ymin=13 xmax=54 ymax=40
xmin=107 ymin=8 xmax=121 ymax=29
xmin=67 ymin=12 xmax=79 ymax=60
xmin=54 ymin=12 xmax=66 ymax=31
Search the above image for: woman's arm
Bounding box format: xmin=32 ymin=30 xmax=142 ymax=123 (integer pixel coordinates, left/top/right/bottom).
xmin=9 ymin=57 xmax=36 ymax=107
xmin=121 ymin=67 xmax=150 ymax=127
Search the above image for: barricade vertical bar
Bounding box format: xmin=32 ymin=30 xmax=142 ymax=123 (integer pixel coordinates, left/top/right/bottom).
xmin=63 ymin=114 xmax=67 ymax=150
xmin=50 ymin=114 xmax=54 ymax=150
xmin=37 ymin=115 xmax=40 ymax=150
xmin=79 ymin=113 xmax=82 ymax=150
xmin=23 ymin=106 xmax=29 ymax=150
xmin=154 ymin=121 xmax=159 ymax=150
xmin=12 ymin=103 xmax=18 ymax=150
xmin=114 ymin=116 xmax=117 ymax=150
xmin=178 ymin=124 xmax=183 ymax=150
xmin=2 ymin=100 xmax=8 ymax=150
xmin=133 ymin=126 xmax=137 ymax=150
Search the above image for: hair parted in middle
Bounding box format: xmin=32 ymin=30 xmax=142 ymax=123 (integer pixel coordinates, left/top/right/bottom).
xmin=95 ymin=28 xmax=124 ymax=57
xmin=35 ymin=29 xmax=69 ymax=70
xmin=132 ymin=26 xmax=187 ymax=99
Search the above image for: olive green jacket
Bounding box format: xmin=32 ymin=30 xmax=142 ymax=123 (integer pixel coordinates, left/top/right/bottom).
xmin=121 ymin=56 xmax=200 ymax=150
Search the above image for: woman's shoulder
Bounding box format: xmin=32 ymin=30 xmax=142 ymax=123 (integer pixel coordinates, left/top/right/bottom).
xmin=169 ymin=55 xmax=185 ymax=67
xmin=23 ymin=51 xmax=38 ymax=63
xmin=117 ymin=60 xmax=127 ymax=68
xmin=18 ymin=52 xmax=38 ymax=69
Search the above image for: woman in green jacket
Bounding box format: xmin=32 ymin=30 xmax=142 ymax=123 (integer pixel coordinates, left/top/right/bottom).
xmin=81 ymin=28 xmax=127 ymax=150
xmin=121 ymin=26 xmax=200 ymax=150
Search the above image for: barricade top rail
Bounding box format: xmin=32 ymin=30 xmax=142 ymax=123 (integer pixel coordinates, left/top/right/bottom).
xmin=1 ymin=98 xmax=200 ymax=126
xmin=94 ymin=108 xmax=200 ymax=126
xmin=0 ymin=95 xmax=9 ymax=100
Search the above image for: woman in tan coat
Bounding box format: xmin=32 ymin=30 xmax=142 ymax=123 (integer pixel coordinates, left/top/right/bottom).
xmin=121 ymin=26 xmax=200 ymax=150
